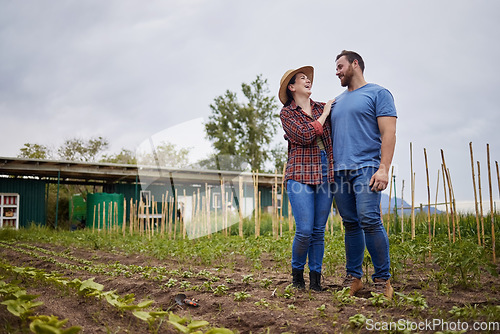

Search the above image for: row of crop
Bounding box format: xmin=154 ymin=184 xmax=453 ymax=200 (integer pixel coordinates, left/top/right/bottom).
xmin=0 ymin=271 xmax=81 ymax=334
xmin=0 ymin=261 xmax=235 ymax=334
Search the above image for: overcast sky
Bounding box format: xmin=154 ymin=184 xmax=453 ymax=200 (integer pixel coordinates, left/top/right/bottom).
xmin=1 ymin=0 xmax=499 ymax=210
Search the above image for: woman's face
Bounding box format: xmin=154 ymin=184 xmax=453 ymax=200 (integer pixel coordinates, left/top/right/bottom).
xmin=288 ymin=72 xmax=312 ymax=98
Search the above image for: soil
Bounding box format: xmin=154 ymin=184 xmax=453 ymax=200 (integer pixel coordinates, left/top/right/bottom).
xmin=1 ymin=241 xmax=499 ymax=334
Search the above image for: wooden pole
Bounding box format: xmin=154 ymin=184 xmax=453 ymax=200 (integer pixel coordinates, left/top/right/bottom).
xmin=477 ymin=161 xmax=486 ymax=246
xmin=182 ymin=189 xmax=187 ymax=239
xmin=433 ymin=170 xmax=440 ymax=238
xmin=206 ymin=184 xmax=211 ymax=238
xmin=410 ymin=143 xmax=415 ymax=240
xmin=441 ymin=151 xmax=454 ymax=242
xmin=496 ymin=161 xmax=500 ymax=198
xmin=400 ymin=179 xmax=405 ymax=242
xmin=469 ymin=142 xmax=482 ymax=246
xmin=445 ymin=167 xmax=456 ymax=243
xmin=486 ymin=144 xmax=496 ymax=263
xmin=387 ymin=166 xmax=394 ymax=235
xmin=424 ymin=148 xmax=432 ymax=243
xmin=174 ymin=189 xmax=179 ymax=239
xmin=253 ymin=171 xmax=260 ymax=237
xmin=448 ymin=170 xmax=461 ymax=240
xmin=103 ymin=202 xmax=107 ymax=235
xmin=238 ymin=176 xmax=244 ymax=238
xmin=93 ymin=205 xmax=96 ymax=233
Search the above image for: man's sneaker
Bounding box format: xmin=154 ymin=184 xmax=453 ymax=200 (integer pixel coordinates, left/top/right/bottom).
xmin=373 ymin=278 xmax=393 ymax=299
xmin=342 ymin=274 xmax=363 ymax=296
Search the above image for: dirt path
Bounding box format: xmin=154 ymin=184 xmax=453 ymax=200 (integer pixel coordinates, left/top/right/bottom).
xmin=1 ymin=241 xmax=499 ymax=333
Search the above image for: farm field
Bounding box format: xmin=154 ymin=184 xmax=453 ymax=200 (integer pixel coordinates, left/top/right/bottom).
xmin=0 ymin=218 xmax=499 ymax=334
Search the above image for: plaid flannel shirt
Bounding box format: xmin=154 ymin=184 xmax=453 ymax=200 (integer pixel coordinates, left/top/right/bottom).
xmin=280 ymin=99 xmax=334 ymax=185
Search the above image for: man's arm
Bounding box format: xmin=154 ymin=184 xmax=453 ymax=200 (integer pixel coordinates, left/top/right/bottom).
xmin=370 ymin=116 xmax=397 ymax=191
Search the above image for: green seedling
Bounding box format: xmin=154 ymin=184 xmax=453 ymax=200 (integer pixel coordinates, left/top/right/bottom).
xmin=233 ymin=291 xmax=251 ymax=301
xmin=29 ymin=315 xmax=82 ymax=334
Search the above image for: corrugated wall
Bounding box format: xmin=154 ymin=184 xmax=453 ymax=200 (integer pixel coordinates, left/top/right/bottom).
xmin=0 ymin=178 xmax=46 ymax=227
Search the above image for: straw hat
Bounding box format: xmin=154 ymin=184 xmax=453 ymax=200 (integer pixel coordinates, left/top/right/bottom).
xmin=278 ymin=65 xmax=314 ymax=105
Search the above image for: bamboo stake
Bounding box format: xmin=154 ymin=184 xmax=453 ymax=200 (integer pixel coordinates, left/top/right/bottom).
xmin=238 ymin=176 xmax=244 ymax=238
xmin=103 ymin=202 xmax=107 ymax=235
xmin=288 ymin=194 xmax=293 ymax=232
xmin=469 ymin=142 xmax=482 ymax=245
xmin=496 ymin=161 xmax=500 ymax=198
xmin=174 ymin=189 xmax=179 ymax=239
xmin=206 ymin=184 xmax=211 ymax=238
xmin=445 ymin=167 xmax=456 ymax=243
xmin=182 ymin=189 xmax=187 ymax=239
xmin=221 ymin=178 xmax=226 ymax=236
xmin=129 ymin=198 xmax=133 ymax=235
xmin=253 ymin=171 xmax=260 ymax=237
xmin=441 ymin=151 xmax=454 ymax=242
xmin=160 ymin=194 xmax=165 ymax=237
xmin=226 ymin=192 xmax=230 ymax=236
xmin=486 ymin=144 xmax=496 ymax=263
xmin=387 ymin=166 xmax=394 ymax=235
xmin=441 ymin=164 xmax=451 ymax=242
xmin=98 ymin=203 xmax=101 ymax=235
xmin=433 ymin=170 xmax=440 ymax=238
xmin=192 ymin=191 xmax=197 ymax=238
xmin=449 ymin=170 xmax=461 ymax=240
xmin=169 ymin=198 xmax=174 ymax=239
xmin=93 ymin=205 xmax=96 ymax=233
xmin=411 ymin=172 xmax=416 ymax=239
xmin=273 ymin=169 xmax=278 ymax=239
xmin=477 ymin=161 xmax=486 ymax=246
xmin=424 ymin=148 xmax=432 ymax=243
xmin=122 ymin=198 xmax=126 ymax=237
xmin=400 ymin=179 xmax=404 ymax=242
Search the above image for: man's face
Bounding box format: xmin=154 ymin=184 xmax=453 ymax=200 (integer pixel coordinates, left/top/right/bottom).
xmin=336 ymin=56 xmax=354 ymax=87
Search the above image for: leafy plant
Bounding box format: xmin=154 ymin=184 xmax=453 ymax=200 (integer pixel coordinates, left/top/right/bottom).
xmin=233 ymin=291 xmax=251 ymax=301
xmin=29 ymin=315 xmax=82 ymax=334
xmin=213 ymin=284 xmax=229 ymax=296
xmin=348 ymin=313 xmax=367 ymax=329
xmin=368 ymin=291 xmax=390 ymax=307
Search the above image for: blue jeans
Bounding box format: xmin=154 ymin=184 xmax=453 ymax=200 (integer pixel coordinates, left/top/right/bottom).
xmin=334 ymin=167 xmax=391 ymax=280
xmin=287 ymin=151 xmax=334 ymax=273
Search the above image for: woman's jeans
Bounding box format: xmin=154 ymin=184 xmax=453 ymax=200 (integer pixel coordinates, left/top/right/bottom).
xmin=334 ymin=167 xmax=391 ymax=280
xmin=287 ymin=151 xmax=334 ymax=273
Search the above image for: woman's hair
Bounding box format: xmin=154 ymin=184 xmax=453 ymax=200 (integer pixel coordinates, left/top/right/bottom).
xmin=284 ymin=74 xmax=297 ymax=106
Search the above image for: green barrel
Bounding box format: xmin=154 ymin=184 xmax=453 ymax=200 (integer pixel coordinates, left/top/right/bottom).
xmin=69 ymin=194 xmax=87 ymax=229
xmin=86 ymin=193 xmax=124 ymax=230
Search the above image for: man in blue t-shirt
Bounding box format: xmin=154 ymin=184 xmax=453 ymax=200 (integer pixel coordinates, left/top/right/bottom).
xmin=331 ymin=50 xmax=397 ymax=299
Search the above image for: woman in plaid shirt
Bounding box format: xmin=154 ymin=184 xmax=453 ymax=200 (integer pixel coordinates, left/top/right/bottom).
xmin=279 ymin=66 xmax=335 ymax=291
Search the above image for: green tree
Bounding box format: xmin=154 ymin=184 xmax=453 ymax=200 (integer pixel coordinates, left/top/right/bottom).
xmin=57 ymin=136 xmax=109 ymax=162
xmin=204 ymin=75 xmax=279 ymax=172
xmin=136 ymin=141 xmax=191 ymax=168
xmin=100 ymin=149 xmax=137 ymax=165
xmin=269 ymin=143 xmax=287 ymax=173
xmin=18 ymin=143 xmax=52 ymax=159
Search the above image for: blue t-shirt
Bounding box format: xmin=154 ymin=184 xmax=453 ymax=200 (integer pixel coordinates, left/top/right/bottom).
xmin=331 ymin=83 xmax=397 ymax=171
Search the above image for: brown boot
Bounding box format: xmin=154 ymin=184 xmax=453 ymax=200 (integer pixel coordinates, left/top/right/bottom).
xmin=373 ymin=278 xmax=393 ymax=299
xmin=342 ymin=274 xmax=363 ymax=296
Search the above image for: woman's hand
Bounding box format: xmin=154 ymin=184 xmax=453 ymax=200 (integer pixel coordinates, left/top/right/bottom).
xmin=317 ymin=99 xmax=335 ymax=125
xmin=323 ymin=99 xmax=335 ymax=116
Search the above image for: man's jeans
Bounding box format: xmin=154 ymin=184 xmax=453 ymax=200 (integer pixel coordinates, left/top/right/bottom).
xmin=287 ymin=151 xmax=334 ymax=273
xmin=334 ymin=167 xmax=391 ymax=280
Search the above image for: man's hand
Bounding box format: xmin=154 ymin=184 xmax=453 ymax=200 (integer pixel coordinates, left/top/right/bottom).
xmin=369 ymin=168 xmax=389 ymax=192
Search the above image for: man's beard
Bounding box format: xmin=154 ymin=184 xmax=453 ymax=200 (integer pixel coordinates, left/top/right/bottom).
xmin=340 ymin=65 xmax=354 ymax=87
